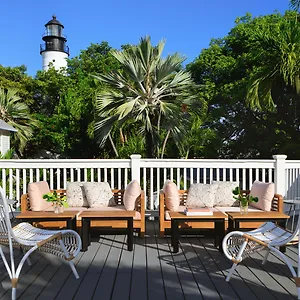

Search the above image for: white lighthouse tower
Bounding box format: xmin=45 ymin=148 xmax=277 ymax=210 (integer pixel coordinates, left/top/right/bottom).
xmin=40 ymin=15 xmax=69 ymax=71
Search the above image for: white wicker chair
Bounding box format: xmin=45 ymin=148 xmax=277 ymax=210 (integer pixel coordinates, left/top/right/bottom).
xmin=0 ymin=187 xmax=82 ymax=300
xmin=222 ymin=217 xmax=300 ymax=299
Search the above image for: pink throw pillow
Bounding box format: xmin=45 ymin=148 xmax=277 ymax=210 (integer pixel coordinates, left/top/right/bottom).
xmin=28 ymin=181 xmax=52 ymax=211
xmin=123 ymin=180 xmax=141 ymax=210
xmin=163 ymin=180 xmax=180 ymax=211
xmin=249 ymin=180 xmax=275 ymax=211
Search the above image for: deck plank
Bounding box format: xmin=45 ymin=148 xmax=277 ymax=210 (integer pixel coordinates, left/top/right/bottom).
xmin=92 ymin=233 xmax=125 ymax=300
xmin=146 ymin=221 xmax=166 ymax=300
xmin=0 ymin=220 xmax=298 ymax=300
xmin=156 ymin=233 xmax=185 ymax=299
xmin=110 ymin=233 xmax=133 ymax=300
xmin=129 ymin=231 xmax=148 ymax=300
xmin=73 ymin=234 xmax=116 ymax=300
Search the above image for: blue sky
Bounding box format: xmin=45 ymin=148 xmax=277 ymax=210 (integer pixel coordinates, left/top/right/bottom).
xmin=1 ymin=0 xmax=289 ymax=76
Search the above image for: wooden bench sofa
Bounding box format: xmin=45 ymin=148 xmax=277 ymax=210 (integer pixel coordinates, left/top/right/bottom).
xmin=21 ymin=189 xmax=145 ymax=237
xmin=159 ymin=189 xmax=284 ymax=237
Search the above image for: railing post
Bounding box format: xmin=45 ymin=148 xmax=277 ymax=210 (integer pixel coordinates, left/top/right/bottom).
xmin=273 ymin=154 xmax=287 ymax=197
xmin=130 ymin=154 xmax=141 ymax=183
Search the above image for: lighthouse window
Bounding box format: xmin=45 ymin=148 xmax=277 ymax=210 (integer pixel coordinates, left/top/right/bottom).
xmin=47 ymin=25 xmax=61 ymax=36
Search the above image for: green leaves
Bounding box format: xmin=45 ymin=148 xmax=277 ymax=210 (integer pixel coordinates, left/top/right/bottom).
xmin=93 ymin=36 xmax=198 ymax=158
xmin=43 ymin=191 xmax=68 ymax=208
xmin=232 ymin=186 xmax=259 ymax=206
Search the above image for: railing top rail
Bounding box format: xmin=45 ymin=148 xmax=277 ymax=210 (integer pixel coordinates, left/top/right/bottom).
xmin=140 ymin=159 xmax=275 ymax=168
xmin=285 ymin=160 xmax=300 ymax=165
xmin=0 ymin=159 xmax=131 ymax=169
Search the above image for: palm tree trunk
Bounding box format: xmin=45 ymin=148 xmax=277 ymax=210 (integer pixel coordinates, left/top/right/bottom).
xmin=145 ymin=131 xmax=154 ymax=158
xmin=160 ymin=130 xmax=170 ymax=158
xmin=108 ymin=133 xmax=119 ymax=157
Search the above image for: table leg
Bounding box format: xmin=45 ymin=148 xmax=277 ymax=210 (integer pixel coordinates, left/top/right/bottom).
xmin=81 ymin=218 xmax=90 ymax=252
xmin=171 ymin=219 xmax=179 ymax=253
xmin=228 ymin=217 xmax=234 ymax=232
xmin=215 ymin=220 xmax=225 ymax=252
xmin=127 ymin=217 xmax=133 ymax=251
xmin=67 ymin=217 xmax=77 ymax=231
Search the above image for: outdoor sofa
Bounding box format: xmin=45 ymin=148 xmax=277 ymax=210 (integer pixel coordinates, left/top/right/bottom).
xmin=159 ymin=180 xmax=284 ymax=237
xmin=20 ymin=181 xmax=145 ymax=237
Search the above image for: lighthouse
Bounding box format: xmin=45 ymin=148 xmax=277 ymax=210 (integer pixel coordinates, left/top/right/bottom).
xmin=40 ymin=15 xmax=69 ymax=71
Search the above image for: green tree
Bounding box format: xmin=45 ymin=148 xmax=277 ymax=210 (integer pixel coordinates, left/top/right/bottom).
xmin=0 ymin=88 xmax=37 ymax=154
xmin=24 ymin=42 xmax=121 ymax=159
xmin=187 ymin=12 xmax=300 ymax=158
xmin=93 ymin=36 xmax=198 ymax=158
xmin=246 ymin=11 xmax=300 ymax=111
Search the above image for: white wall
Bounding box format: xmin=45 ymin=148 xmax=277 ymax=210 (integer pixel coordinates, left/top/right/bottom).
xmin=42 ymin=51 xmax=68 ymax=71
xmin=0 ymin=132 xmax=10 ymax=155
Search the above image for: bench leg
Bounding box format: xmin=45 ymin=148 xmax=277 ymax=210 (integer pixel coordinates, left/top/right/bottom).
xmin=127 ymin=218 xmax=133 ymax=251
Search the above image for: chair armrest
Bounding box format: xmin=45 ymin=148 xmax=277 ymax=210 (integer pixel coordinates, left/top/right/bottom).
xmin=159 ymin=191 xmax=166 ymax=220
xmin=139 ymin=190 xmax=145 ymax=216
xmin=21 ymin=193 xmax=30 ymax=212
xmin=272 ymin=194 xmax=283 ymax=213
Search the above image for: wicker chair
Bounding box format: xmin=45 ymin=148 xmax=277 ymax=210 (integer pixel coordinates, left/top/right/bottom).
xmin=0 ymin=187 xmax=82 ymax=300
xmin=222 ymin=218 xmax=300 ymax=299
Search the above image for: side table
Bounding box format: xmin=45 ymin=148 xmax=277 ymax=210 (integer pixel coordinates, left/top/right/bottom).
xmin=79 ymin=211 xmax=135 ymax=252
xmin=16 ymin=211 xmax=78 ymax=231
xmin=169 ymin=211 xmax=226 ymax=253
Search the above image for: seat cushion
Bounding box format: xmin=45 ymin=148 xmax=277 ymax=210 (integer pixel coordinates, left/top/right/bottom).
xmin=249 ymin=181 xmax=275 ymax=211
xmin=123 ymin=180 xmax=141 ymax=210
xmin=212 ymin=181 xmax=239 ymax=207
xmin=66 ymin=182 xmax=89 ymax=207
xmin=83 ymin=182 xmax=115 ymax=208
xmin=87 ymin=206 xmax=141 ymax=220
xmin=28 ymin=181 xmax=52 ymax=211
xmin=186 ymin=183 xmax=216 ymax=208
xmin=164 ymin=206 xmax=219 ymax=220
xmin=163 ymin=180 xmax=180 ymax=211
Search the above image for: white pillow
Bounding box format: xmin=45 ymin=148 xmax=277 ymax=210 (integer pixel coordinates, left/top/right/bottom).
xmin=66 ymin=182 xmax=89 ymax=207
xmin=212 ymin=181 xmax=239 ymax=207
xmin=186 ymin=183 xmax=216 ymax=208
xmin=83 ymin=182 xmax=115 ymax=208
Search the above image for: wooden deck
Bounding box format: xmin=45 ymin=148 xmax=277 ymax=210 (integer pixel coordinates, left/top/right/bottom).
xmin=0 ymin=220 xmax=298 ymax=300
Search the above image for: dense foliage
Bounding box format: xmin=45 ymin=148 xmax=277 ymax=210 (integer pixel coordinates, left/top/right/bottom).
xmin=187 ymin=10 xmax=300 ymax=159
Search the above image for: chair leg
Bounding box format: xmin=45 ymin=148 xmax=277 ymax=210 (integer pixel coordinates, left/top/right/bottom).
xmin=226 ymin=263 xmax=238 ymax=282
xmin=262 ymin=249 xmax=270 ymax=265
xmin=11 ymin=277 xmax=18 ymax=300
xmin=68 ymin=261 xmax=79 ymax=279
xmin=20 ymin=247 xmax=32 ymax=266
xmin=11 ymin=287 xmax=16 ymax=300
xmin=58 ymin=239 xmax=80 ymax=279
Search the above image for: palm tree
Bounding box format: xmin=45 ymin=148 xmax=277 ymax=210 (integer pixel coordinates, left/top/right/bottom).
xmin=290 ymin=0 xmax=300 ymax=12
xmin=0 ymin=88 xmax=37 ymax=153
xmin=93 ymin=36 xmax=196 ymax=158
xmin=246 ymin=4 xmax=300 ymax=111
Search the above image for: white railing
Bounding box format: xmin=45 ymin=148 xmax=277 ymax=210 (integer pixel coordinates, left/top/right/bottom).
xmin=0 ymin=154 xmax=297 ymax=210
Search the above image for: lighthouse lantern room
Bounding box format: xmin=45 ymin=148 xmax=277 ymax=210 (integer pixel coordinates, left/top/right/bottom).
xmin=40 ymin=15 xmax=69 ymax=71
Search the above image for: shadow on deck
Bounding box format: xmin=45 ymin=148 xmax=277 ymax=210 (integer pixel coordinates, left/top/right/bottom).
xmin=0 ymin=220 xmax=297 ymax=299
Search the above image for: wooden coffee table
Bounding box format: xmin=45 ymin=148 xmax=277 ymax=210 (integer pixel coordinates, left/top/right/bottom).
xmin=79 ymin=210 xmax=135 ymax=252
xmin=169 ymin=211 xmax=226 ymax=253
xmin=226 ymin=211 xmax=289 ymax=232
xmin=16 ymin=211 xmax=79 ymax=231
